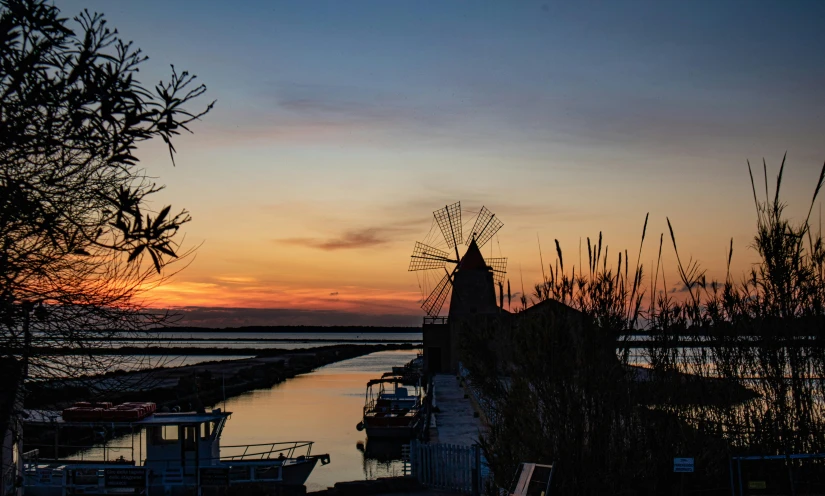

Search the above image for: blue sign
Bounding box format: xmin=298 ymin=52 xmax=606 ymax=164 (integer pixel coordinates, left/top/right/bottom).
xmin=674 ymin=457 xmax=694 ymax=473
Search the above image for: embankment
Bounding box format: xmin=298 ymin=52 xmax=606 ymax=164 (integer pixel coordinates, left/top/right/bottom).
xmin=25 ymin=343 xmax=418 ymax=410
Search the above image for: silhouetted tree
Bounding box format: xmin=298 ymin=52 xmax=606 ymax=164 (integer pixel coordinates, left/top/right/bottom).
xmin=0 ymin=0 xmax=213 ymax=383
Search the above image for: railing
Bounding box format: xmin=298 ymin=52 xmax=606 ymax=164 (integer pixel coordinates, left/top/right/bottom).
xmin=23 ymin=464 xmax=149 ymax=494
xmin=23 ymin=449 xmax=40 ymax=461
xmin=423 ymin=316 xmax=448 ymax=325
xmin=458 ymin=362 xmax=498 ymax=426
xmin=220 ymin=441 xmax=313 ymax=461
xmin=409 ymin=440 xmax=482 ymax=494
xmin=24 ymin=443 xmax=135 ymax=464
xmin=401 ymin=444 xmax=411 ymax=476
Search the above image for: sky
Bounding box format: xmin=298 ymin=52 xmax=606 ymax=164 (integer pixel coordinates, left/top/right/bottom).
xmin=58 ymin=0 xmax=825 ymax=327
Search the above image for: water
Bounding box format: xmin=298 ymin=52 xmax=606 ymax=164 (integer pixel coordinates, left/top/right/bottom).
xmin=71 ymin=332 xmax=422 ymax=350
xmin=213 ymin=349 xmax=420 ymax=491
xmin=35 ymin=330 xmax=422 ymax=374
xmin=72 ymin=349 xmax=420 ymax=492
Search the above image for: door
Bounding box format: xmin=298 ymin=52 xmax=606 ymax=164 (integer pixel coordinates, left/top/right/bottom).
xmin=428 ymin=347 xmax=442 ymax=374
xmin=180 ymin=425 xmax=198 ymax=475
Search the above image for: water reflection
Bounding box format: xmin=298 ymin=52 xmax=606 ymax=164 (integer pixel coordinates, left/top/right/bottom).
xmin=211 ymin=349 xmax=419 ymax=492
xmin=69 ymin=349 xmax=419 ymax=492
xmin=355 ymin=439 xmax=409 ymax=480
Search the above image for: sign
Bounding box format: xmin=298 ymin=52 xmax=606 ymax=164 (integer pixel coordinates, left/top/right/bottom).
xmin=748 ymin=480 xmax=767 ymax=490
xmin=70 ymin=468 xmax=100 ymax=486
xmin=36 ymin=468 xmax=55 ymax=485
xmin=199 ymin=467 xmax=230 ymax=486
xmin=673 ymin=457 xmax=694 ymax=473
xmin=104 ymin=468 xmax=147 ymax=488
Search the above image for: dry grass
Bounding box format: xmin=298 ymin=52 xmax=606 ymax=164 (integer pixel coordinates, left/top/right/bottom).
xmin=462 ymin=156 xmax=825 ymax=493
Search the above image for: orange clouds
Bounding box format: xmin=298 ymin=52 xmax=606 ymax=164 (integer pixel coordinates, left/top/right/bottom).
xmin=146 ymin=275 xmax=422 ymax=316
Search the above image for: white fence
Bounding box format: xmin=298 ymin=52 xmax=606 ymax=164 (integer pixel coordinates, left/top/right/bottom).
xmin=409 ymin=440 xmax=482 ymax=495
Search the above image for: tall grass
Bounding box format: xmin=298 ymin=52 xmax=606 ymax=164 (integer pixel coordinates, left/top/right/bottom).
xmin=460 ymin=157 xmax=825 ymax=494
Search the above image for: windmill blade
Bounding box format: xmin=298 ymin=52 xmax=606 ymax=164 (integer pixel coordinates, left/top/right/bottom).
xmin=467 ymin=206 xmax=503 ymax=248
xmin=487 ymin=257 xmax=508 ymax=284
xmin=422 ymin=272 xmax=452 ymax=316
xmin=408 ymin=242 xmax=454 ymax=271
xmin=434 ymin=202 xmax=462 ymax=250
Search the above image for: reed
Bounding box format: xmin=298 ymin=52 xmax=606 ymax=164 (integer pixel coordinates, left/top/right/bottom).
xmin=461 ymin=156 xmax=825 ymax=494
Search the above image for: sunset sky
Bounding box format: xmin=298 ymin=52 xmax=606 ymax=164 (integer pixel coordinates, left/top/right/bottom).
xmin=62 ymin=0 xmax=825 ymax=327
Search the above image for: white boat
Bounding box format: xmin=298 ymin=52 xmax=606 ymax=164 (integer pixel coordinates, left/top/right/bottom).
xmin=22 ymin=408 xmax=330 ymax=495
xmin=359 ymin=377 xmax=424 ymax=439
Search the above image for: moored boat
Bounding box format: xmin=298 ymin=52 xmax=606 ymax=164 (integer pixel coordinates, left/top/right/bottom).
xmin=358 ymin=377 xmax=424 ymax=439
xmin=22 ymin=403 xmax=330 ymax=495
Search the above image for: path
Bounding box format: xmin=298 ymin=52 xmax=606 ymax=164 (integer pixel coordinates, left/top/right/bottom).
xmin=430 ymin=373 xmax=485 ymax=445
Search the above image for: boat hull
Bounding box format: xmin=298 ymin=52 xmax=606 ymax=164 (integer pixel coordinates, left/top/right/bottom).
xmin=24 ymin=455 xmax=329 ymax=496
xmin=281 ymin=456 xmax=321 ymax=485
xmin=364 ymin=416 xmax=422 ymax=439
xmin=365 ymin=424 xmax=418 ymax=439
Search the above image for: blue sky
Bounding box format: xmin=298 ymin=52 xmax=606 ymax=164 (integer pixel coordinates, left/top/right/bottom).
xmin=56 ymin=0 xmax=825 ymax=326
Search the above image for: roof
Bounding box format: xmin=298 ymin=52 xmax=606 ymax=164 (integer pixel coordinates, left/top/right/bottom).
xmin=23 ymin=409 xmax=231 ymax=427
xmin=135 ymin=411 xmax=230 ymax=425
xmin=459 ymin=239 xmax=488 ymax=271
xmin=367 ymin=377 xmax=419 ymax=387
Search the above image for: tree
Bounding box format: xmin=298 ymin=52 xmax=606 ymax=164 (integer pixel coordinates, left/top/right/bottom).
xmin=0 ymin=0 xmax=213 ymax=383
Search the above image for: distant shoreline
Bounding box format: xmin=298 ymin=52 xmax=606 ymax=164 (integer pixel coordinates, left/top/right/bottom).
xmin=146 ymin=325 xmax=422 ymax=333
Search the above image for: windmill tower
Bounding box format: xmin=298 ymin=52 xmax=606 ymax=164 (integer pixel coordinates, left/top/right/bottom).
xmin=409 ymin=202 xmax=506 ymax=373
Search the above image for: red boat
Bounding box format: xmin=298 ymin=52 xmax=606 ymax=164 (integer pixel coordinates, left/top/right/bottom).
xmin=62 ymin=401 xmax=156 ymax=421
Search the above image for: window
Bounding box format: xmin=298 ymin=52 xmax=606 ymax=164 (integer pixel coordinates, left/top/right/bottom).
xmin=162 ymin=425 xmax=179 ymax=441
xmin=152 ymin=425 xmax=179 ymax=444
xmin=200 ymin=422 xmax=211 ymax=440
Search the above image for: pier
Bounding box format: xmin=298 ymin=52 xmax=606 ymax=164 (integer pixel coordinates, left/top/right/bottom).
xmin=429 ymin=375 xmax=485 ymax=446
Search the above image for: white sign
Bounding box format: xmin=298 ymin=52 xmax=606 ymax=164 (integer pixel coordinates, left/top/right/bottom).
xmin=36 ymin=469 xmax=54 ymax=484
xmin=674 ymin=457 xmax=694 ymax=473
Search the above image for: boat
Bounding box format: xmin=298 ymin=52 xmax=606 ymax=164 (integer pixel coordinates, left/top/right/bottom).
xmin=358 ymin=377 xmax=424 ymax=439
xmin=21 ymin=403 xmax=330 ymax=495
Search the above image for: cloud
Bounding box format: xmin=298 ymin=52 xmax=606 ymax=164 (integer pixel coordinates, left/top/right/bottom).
xmin=162 ymin=306 xmax=421 ymax=328
xmin=198 ymin=81 xmax=477 ymax=147
xmin=278 ymin=225 xmax=417 ymax=251
xmin=215 ymin=276 xmax=257 ymax=284
xmin=669 ymin=285 xmax=692 ymax=294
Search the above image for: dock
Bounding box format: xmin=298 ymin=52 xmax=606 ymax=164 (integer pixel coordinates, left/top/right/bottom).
xmin=429 ymin=374 xmax=485 ymax=446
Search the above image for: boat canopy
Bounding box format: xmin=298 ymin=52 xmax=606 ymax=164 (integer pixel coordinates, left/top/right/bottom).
xmin=23 ymin=409 xmax=230 ymax=427
xmin=367 ymin=377 xmax=418 ymax=387
xmin=134 ymin=411 xmax=230 ymax=425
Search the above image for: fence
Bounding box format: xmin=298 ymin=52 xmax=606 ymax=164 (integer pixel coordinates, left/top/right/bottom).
xmin=409 ymin=440 xmax=482 ymax=495
xmin=730 ymin=453 xmax=825 ymax=495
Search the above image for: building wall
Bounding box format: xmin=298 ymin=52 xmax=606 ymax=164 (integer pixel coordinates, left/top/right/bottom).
xmin=422 ymin=322 xmax=450 ymax=375
xmin=448 ymin=270 xmax=498 ymax=318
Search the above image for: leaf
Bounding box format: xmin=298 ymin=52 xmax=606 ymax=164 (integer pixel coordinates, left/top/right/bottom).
xmin=148 ymin=247 xmax=161 ymax=273
xmin=153 ymin=243 xmax=177 ymax=258
xmin=127 ymin=244 xmax=145 ymax=263
xmin=152 ymin=205 xmax=171 ymax=230
xmin=554 ymin=239 xmax=563 ymax=273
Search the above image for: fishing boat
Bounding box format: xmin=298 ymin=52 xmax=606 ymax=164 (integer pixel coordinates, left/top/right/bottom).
xmin=358 ymin=377 xmax=424 ymax=439
xmin=21 ymin=403 xmax=330 ymax=495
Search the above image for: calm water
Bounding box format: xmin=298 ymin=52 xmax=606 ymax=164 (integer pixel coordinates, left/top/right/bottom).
xmin=41 ymin=331 xmax=422 ymax=372
xmin=75 ymin=349 xmax=420 ymax=492
xmin=99 ymin=332 xmax=423 ymax=350
xmin=212 ymin=349 xmax=420 ymax=491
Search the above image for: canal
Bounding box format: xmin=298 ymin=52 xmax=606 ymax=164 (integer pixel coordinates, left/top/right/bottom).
xmin=208 ymin=348 xmax=419 ymax=492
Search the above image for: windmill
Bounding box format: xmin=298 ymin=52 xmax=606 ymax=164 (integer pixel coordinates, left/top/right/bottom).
xmin=409 ymin=202 xmax=507 ymax=317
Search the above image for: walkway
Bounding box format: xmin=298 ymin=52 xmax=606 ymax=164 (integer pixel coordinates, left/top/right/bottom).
xmin=430 ymin=373 xmax=485 ymax=445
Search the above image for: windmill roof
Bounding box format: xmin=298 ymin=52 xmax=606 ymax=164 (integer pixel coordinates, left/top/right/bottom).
xmin=460 ymin=239 xmax=488 ymax=271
